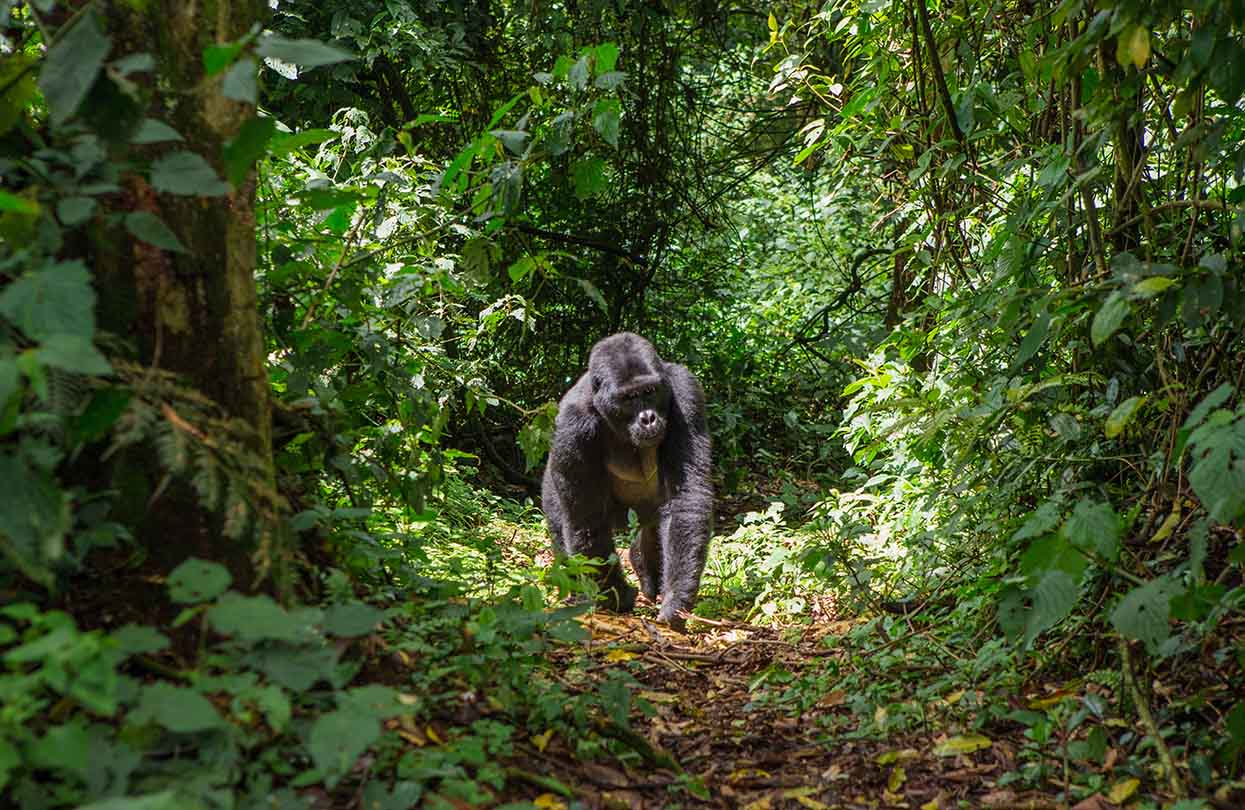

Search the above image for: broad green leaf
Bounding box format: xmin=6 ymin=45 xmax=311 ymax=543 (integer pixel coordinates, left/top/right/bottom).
xmin=595 ymin=42 xmax=620 ymax=73
xmin=1014 ymin=310 xmax=1050 ymax=368
xmin=203 ymin=41 xmax=244 ymax=76
xmin=507 ymin=256 xmax=536 ymax=284
xmin=0 ymin=260 xmax=96 ymax=341
xmin=1183 ymin=383 xmax=1233 ymax=431
xmin=1091 ymin=291 xmax=1129 ymax=346
xmin=576 ymin=278 xmax=608 ymax=313
xmin=1025 ymin=569 xmax=1079 ymax=646
xmin=78 ymin=792 xmax=180 ymax=810
xmin=208 ymin=592 xmax=315 ymax=642
xmin=1104 ymin=395 xmax=1144 ymax=438
xmin=1062 ymin=498 xmax=1121 ymax=562
xmin=572 ymin=157 xmax=606 ymax=198
xmin=134 ymin=683 xmax=224 ymax=733
xmin=1132 ymin=276 xmax=1176 ymax=297
xmin=308 ymin=709 xmax=380 ymax=784
xmin=223 ymin=115 xmax=276 ymax=184
xmin=222 ymin=56 xmax=259 ymax=103
xmin=57 ymin=196 xmax=96 ymax=226
xmin=257 ymin=35 xmax=353 ymax=68
xmin=0 ymin=352 xmax=17 ymax=410
xmin=1115 ymin=26 xmax=1150 ymax=70
xmin=339 ymin=685 xmax=404 ymax=718
xmin=71 ymin=387 xmax=131 ymax=444
xmin=1111 ymin=577 xmax=1179 ymax=653
xmin=112 ymin=624 xmax=169 ymax=656
xmin=0 ymin=737 xmax=17 ymax=792
xmin=0 ymin=190 xmax=38 ymax=215
xmin=130 ymin=118 xmax=183 ymax=144
xmin=38 ymin=334 xmax=112 ymax=375
xmin=322 ymin=602 xmax=385 ymax=637
xmin=38 ymin=10 xmax=111 ymax=126
xmin=592 ymin=98 xmax=621 ymax=147
xmin=246 ymin=684 xmax=292 ymax=732
xmin=150 ymin=151 xmax=229 ymax=196
xmin=1187 ymin=423 xmax=1245 ymax=524
xmin=125 ymin=212 xmax=187 ymax=253
xmin=168 ymin=558 xmax=231 ymax=603
xmin=0 ymin=452 xmax=69 ymax=586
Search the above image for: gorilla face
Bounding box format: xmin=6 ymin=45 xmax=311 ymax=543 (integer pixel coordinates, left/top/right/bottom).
xmin=589 ymin=334 xmax=671 ymax=449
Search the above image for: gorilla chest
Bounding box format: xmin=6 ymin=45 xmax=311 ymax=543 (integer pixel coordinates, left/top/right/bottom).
xmin=606 ymin=447 xmax=662 ymax=506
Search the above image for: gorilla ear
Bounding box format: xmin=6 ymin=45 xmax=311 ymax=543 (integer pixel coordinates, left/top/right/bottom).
xmin=591 ymin=374 xmax=602 ymax=391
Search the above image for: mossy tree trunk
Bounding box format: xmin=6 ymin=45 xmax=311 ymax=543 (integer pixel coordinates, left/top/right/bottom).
xmin=95 ymin=0 xmax=286 ymax=591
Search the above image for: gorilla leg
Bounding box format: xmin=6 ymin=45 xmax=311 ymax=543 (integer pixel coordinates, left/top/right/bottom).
xmin=655 ymin=507 xmax=711 ymax=630
xmin=564 ymin=522 xmax=637 ymax=613
xmin=628 ymin=524 xmax=662 ymax=601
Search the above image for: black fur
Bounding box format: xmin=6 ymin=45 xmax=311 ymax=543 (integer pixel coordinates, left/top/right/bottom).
xmin=542 ymin=333 xmax=713 ymax=630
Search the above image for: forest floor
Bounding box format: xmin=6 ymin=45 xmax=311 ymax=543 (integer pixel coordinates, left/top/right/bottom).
xmin=502 ymin=611 xmax=1082 ymax=810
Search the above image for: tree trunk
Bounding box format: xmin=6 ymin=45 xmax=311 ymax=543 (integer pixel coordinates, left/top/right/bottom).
xmin=95 ymin=0 xmax=285 ymax=591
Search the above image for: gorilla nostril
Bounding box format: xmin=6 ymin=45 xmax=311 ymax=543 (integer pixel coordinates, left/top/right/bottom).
xmin=640 ymin=410 xmax=656 ymax=427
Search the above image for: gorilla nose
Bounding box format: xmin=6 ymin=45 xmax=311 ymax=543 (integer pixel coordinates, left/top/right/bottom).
xmin=639 ymin=410 xmax=657 ymax=428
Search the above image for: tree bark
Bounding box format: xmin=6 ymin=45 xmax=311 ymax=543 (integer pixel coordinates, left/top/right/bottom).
xmin=95 ymin=0 xmax=284 ymax=591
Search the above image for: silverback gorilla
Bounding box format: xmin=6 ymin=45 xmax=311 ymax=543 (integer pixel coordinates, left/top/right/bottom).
xmin=542 ymin=332 xmax=713 ymax=631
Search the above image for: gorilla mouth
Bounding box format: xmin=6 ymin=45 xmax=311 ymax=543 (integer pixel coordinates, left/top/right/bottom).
xmin=631 ymin=425 xmax=666 ymax=448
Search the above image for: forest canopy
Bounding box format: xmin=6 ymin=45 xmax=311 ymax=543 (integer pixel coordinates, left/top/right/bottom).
xmin=0 ymin=0 xmax=1243 ymax=808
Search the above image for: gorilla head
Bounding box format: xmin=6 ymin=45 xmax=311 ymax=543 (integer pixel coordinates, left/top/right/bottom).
xmin=589 ymin=333 xmax=671 ymax=449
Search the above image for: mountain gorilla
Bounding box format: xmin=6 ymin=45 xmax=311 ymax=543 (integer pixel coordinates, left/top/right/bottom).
xmin=542 ymin=332 xmax=713 ymax=631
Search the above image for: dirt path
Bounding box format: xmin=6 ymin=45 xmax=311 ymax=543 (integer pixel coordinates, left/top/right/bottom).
xmin=508 ymin=614 xmax=1062 ymax=810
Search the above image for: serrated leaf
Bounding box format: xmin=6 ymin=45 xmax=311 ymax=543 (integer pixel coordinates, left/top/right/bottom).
xmin=592 ymin=99 xmax=621 ymax=147
xmin=1183 ymin=383 xmax=1234 ymax=431
xmin=38 ymin=334 xmax=112 ymax=375
xmin=57 ymin=196 xmax=96 ymax=226
xmin=130 ymin=119 xmax=184 ymax=144
xmin=308 ymin=709 xmax=379 ymax=784
xmin=134 ymin=683 xmax=224 ymax=732
xmin=208 ymin=592 xmax=314 ymax=642
xmin=1111 ymin=577 xmax=1179 ymax=653
xmin=38 ymin=10 xmax=111 ymax=126
xmin=167 ymin=558 xmax=231 ymax=603
xmin=322 ymin=602 xmax=384 ymax=637
xmin=112 ymin=624 xmax=169 ymax=656
xmin=125 ymin=212 xmax=187 ymax=253
xmin=257 ymin=35 xmax=353 ymax=68
xmin=1091 ymin=291 xmax=1130 ymax=346
xmin=1104 ymin=395 xmax=1144 ymax=438
xmin=150 ymin=151 xmax=229 ymax=196
xmin=933 ymin=735 xmax=992 ymax=756
xmin=1063 ymin=498 xmax=1121 ymax=562
xmin=0 ymin=260 xmax=96 ymax=341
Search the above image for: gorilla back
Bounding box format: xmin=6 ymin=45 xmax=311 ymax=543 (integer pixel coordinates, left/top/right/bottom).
xmin=541 ymin=332 xmax=713 ymax=630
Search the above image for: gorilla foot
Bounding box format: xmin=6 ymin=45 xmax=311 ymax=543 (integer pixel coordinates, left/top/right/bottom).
xmin=656 ymin=604 xmax=689 ymax=632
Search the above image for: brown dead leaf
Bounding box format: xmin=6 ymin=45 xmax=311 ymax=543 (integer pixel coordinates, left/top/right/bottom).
xmin=1071 ymin=794 xmax=1114 ymax=810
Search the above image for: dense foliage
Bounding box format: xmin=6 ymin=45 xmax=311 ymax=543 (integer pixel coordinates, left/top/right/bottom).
xmin=1 ymin=0 xmax=1242 ymax=807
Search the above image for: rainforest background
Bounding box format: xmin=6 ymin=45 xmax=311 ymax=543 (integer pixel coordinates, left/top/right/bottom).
xmin=1 ymin=0 xmax=1244 ymax=807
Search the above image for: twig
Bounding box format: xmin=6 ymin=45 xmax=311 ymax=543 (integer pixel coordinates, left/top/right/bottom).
xmin=1118 ymin=637 xmax=1185 ymax=799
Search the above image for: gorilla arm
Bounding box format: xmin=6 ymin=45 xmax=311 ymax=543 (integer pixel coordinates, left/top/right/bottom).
xmin=542 ymin=374 xmax=639 ymax=612
xmin=653 ymin=362 xmax=714 ymax=628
